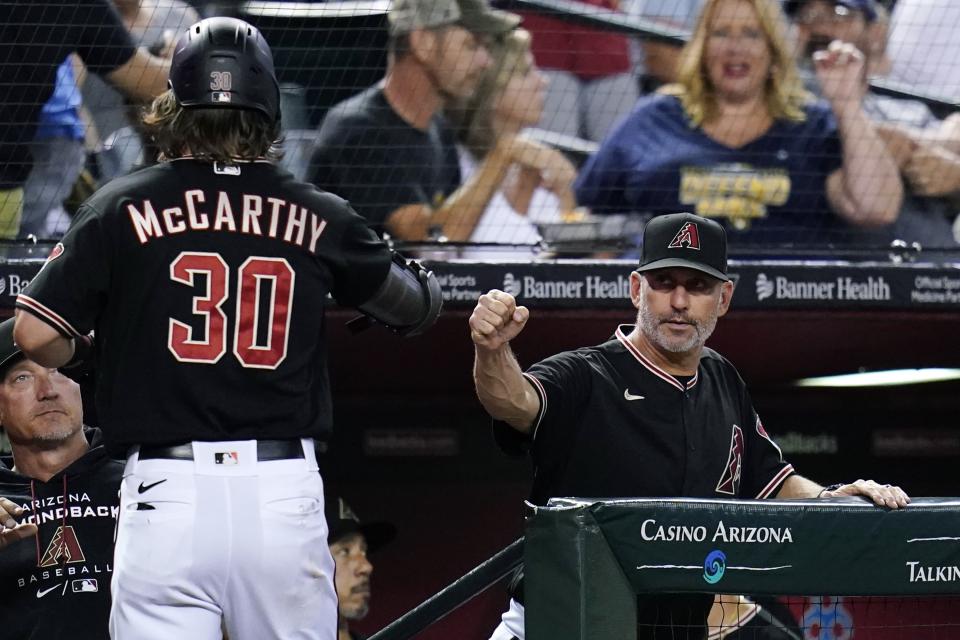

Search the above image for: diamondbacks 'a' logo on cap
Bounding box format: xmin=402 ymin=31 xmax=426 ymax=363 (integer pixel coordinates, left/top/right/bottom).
xmin=668 ymin=222 xmax=701 ymax=250
xmin=39 ymin=526 xmax=86 ymax=567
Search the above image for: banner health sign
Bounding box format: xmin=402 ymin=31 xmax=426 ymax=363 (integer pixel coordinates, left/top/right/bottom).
xmin=524 ymin=497 xmax=960 ymax=640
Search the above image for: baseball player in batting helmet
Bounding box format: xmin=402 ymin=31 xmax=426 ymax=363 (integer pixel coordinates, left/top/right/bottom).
xmin=14 ymin=16 xmax=441 ymax=640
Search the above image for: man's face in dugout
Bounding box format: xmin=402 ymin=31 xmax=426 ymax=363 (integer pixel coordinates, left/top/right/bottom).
xmin=0 ymin=359 xmax=83 ymax=448
xmin=331 ymin=532 xmax=374 ymax=620
xmin=632 ymin=267 xmax=733 ymax=356
xmin=419 ymin=26 xmax=493 ymax=99
xmin=793 ymin=0 xmax=870 ymax=61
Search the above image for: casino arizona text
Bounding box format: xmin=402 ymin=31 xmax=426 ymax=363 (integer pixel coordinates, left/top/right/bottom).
xmin=641 ymin=518 xmax=794 ymax=544
xmin=126 ymin=190 xmax=328 ymax=251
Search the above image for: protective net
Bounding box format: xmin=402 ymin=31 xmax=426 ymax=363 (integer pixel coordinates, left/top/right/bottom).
xmin=2 ymin=0 xmax=959 ymax=256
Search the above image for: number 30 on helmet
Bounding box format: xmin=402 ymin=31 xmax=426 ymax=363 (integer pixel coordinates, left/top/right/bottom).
xmin=168 ymin=17 xmax=281 ymax=124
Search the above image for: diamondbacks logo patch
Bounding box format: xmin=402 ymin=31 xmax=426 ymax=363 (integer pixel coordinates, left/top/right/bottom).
xmin=668 ymin=222 xmax=701 ymax=250
xmin=39 ymin=526 xmax=86 ymax=567
xmin=715 ymin=425 xmax=744 ymax=495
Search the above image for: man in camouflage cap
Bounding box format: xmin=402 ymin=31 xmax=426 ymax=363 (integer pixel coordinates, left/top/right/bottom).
xmin=310 ymin=0 xmax=521 ymax=241
xmin=388 ymin=0 xmax=520 ymax=38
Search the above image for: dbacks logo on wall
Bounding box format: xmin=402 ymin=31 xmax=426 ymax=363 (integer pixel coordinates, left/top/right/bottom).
xmin=668 ymin=222 xmax=701 ymax=250
xmin=715 ymin=425 xmax=744 ymax=495
xmin=39 ymin=525 xmax=86 ymax=567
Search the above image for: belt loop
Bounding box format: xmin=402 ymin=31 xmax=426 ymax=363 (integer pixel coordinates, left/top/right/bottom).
xmin=301 ymin=437 xmax=318 ymax=468
xmin=124 ymin=445 xmax=141 ymax=475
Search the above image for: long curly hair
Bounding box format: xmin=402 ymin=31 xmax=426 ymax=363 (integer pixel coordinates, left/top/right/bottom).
xmin=142 ymin=90 xmax=282 ymax=162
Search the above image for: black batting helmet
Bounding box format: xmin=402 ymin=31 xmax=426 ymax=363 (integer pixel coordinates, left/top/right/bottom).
xmin=169 ymin=17 xmax=280 ymax=123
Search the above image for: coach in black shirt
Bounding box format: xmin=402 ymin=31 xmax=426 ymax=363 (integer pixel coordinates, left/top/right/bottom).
xmin=470 ymin=212 xmax=911 ymax=640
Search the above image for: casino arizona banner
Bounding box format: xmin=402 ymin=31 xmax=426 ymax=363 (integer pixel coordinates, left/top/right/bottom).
xmin=523 ymin=497 xmax=960 ymax=640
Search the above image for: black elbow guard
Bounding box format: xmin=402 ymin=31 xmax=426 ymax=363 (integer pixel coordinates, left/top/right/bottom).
xmin=357 ymin=254 xmax=443 ymax=337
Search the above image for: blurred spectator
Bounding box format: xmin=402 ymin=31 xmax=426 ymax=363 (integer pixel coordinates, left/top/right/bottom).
xmin=0 ymin=1 xmax=170 ymax=239
xmin=20 ymin=56 xmax=88 ymax=240
xmin=309 ymin=0 xmax=521 ymax=242
xmin=886 ymin=0 xmax=960 ymax=101
xmin=447 ymin=28 xmax=578 ymax=258
xmin=788 ymin=0 xmax=877 ymax=68
xmin=789 ymin=0 xmax=960 ymax=247
xmin=575 ymin=0 xmax=903 ymax=245
xmin=630 ymin=0 xmax=704 ymax=88
xmin=325 ymin=495 xmax=396 ymax=640
xmin=81 ymin=0 xmax=199 ymax=181
xmin=516 ymin=0 xmax=638 ymax=141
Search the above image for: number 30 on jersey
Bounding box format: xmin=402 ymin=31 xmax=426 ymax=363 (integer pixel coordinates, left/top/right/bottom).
xmin=168 ymin=251 xmax=294 ymax=369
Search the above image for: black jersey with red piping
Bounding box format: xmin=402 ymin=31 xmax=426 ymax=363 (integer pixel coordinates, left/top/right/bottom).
xmin=492 ymin=326 xmax=795 ymax=636
xmin=496 ymin=324 xmax=794 ymax=506
xmin=16 ymin=159 xmax=393 ymax=456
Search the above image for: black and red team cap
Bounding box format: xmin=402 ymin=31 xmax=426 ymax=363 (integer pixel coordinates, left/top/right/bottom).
xmin=636 ymin=212 xmax=730 ymax=282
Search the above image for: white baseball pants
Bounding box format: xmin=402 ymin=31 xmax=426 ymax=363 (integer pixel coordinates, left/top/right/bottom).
xmin=110 ymin=439 xmax=336 ymax=640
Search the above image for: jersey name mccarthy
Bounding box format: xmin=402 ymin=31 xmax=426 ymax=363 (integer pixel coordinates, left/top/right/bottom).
xmin=126 ymin=189 xmax=329 ymax=251
xmin=17 ymin=159 xmax=393 ymax=454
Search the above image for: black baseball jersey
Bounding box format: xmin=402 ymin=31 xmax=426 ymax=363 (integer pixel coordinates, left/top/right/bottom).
xmin=496 ymin=325 xmax=795 ymax=639
xmin=502 ymin=325 xmax=794 ymax=505
xmin=0 ymin=428 xmax=122 ymax=639
xmin=0 ymin=1 xmax=136 ymax=188
xmin=18 ymin=159 xmax=392 ymax=455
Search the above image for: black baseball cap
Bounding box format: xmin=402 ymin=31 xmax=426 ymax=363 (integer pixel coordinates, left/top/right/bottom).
xmin=636 ymin=212 xmax=730 ymax=282
xmin=325 ymin=495 xmax=397 ymax=552
xmin=0 ymin=318 xmax=25 ymax=379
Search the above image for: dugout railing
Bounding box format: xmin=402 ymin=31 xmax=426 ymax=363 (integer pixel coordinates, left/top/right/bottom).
xmin=362 ymin=497 xmax=960 ymax=639
xmin=524 ymin=497 xmax=960 ymax=639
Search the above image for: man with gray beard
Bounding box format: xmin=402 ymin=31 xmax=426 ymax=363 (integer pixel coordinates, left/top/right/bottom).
xmin=469 ymin=212 xmax=909 ymax=640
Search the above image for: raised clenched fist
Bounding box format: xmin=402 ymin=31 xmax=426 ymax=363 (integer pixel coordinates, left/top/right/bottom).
xmin=469 ymin=289 xmax=530 ymax=351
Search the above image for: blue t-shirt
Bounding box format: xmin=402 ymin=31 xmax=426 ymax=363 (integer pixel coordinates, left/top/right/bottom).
xmin=575 ymin=94 xmax=847 ymax=244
